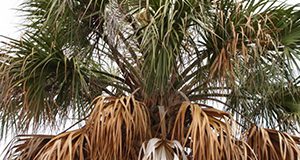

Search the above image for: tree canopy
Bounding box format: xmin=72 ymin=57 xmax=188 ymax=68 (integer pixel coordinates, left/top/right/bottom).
xmin=1 ymin=0 xmax=300 ymax=159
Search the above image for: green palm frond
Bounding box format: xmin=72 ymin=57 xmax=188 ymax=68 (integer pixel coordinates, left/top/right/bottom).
xmin=2 ymin=0 xmax=300 ymax=159
xmin=0 ymin=28 xmax=116 ymax=133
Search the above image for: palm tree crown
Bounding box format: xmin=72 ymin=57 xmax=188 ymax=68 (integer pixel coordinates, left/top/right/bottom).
xmin=1 ymin=0 xmax=300 ymax=159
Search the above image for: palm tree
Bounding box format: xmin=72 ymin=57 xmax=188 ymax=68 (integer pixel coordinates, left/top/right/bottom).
xmin=1 ymin=0 xmax=300 ymax=159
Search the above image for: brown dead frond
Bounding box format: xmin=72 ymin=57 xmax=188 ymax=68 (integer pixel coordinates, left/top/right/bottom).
xmin=138 ymin=138 xmax=187 ymax=160
xmin=33 ymin=128 xmax=91 ymax=160
xmin=4 ymin=126 xmax=92 ymax=160
xmin=171 ymin=102 xmax=253 ymax=160
xmin=85 ymin=96 xmax=151 ymax=159
xmin=4 ymin=96 xmax=151 ymax=160
xmin=3 ymin=134 xmax=53 ymax=160
xmin=246 ymin=126 xmax=300 ymax=160
xmin=7 ymin=97 xmax=300 ymax=160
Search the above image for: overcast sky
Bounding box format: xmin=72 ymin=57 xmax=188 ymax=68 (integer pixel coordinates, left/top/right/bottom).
xmin=0 ymin=0 xmax=299 ymax=157
xmin=0 ymin=0 xmax=22 ymax=42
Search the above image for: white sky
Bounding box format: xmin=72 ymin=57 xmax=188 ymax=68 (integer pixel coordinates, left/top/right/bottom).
xmin=0 ymin=0 xmax=299 ymax=157
xmin=0 ymin=0 xmax=22 ymax=43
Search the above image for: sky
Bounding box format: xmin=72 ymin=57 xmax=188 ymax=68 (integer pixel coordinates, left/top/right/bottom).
xmin=0 ymin=0 xmax=299 ymax=157
xmin=0 ymin=0 xmax=22 ymax=43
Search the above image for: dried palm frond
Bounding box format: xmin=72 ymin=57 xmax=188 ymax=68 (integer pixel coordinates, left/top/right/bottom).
xmin=172 ymin=102 xmax=253 ymax=159
xmin=3 ymin=135 xmax=53 ymax=160
xmin=2 ymin=0 xmax=300 ymax=159
xmin=4 ymin=97 xmax=300 ymax=160
xmin=3 ymin=127 xmax=91 ymax=160
xmin=86 ymin=96 xmax=151 ymax=159
xmin=138 ymin=138 xmax=187 ymax=160
xmin=32 ymin=129 xmax=90 ymax=160
xmin=3 ymin=96 xmax=151 ymax=160
xmin=246 ymin=126 xmax=300 ymax=160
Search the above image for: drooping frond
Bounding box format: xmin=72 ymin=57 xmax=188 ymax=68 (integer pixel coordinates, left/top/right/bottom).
xmin=138 ymin=138 xmax=187 ymax=160
xmin=86 ymin=96 xmax=151 ymax=159
xmin=171 ymin=102 xmax=253 ymax=159
xmin=3 ymin=135 xmax=53 ymax=160
xmin=246 ymin=126 xmax=300 ymax=160
xmin=32 ymin=128 xmax=91 ymax=160
xmin=4 ymin=97 xmax=300 ymax=160
xmin=0 ymin=30 xmax=112 ymax=133
xmin=2 ymin=0 xmax=300 ymax=159
xmin=4 ymin=96 xmax=151 ymax=160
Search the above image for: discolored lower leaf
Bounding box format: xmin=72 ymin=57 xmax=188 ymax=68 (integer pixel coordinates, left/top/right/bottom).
xmin=246 ymin=126 xmax=300 ymax=160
